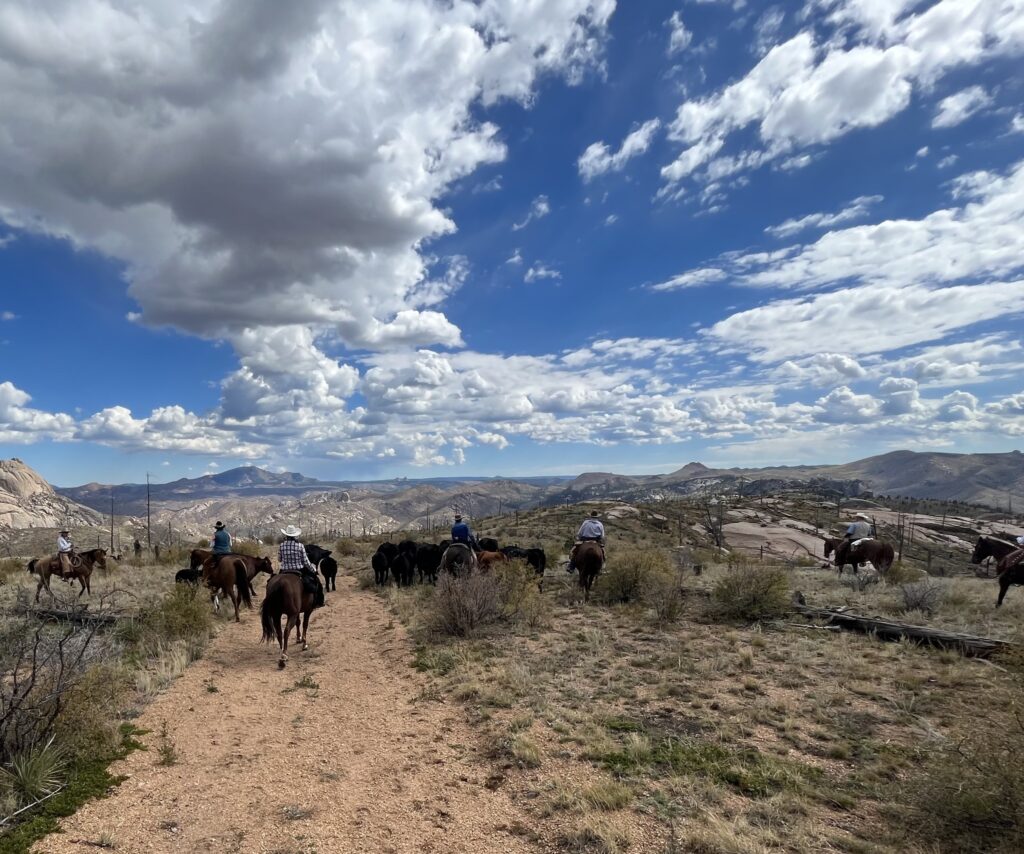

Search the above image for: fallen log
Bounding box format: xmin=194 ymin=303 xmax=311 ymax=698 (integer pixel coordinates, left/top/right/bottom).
xmin=791 ymin=591 xmax=1017 ymax=658
xmin=16 ymin=605 xmax=123 ymax=625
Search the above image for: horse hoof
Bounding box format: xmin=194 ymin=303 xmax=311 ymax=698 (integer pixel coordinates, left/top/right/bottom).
xmin=278 ymin=656 xmax=288 ymax=669
xmin=302 ymin=642 xmax=309 ymax=651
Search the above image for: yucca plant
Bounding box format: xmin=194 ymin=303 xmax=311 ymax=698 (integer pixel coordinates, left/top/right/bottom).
xmin=0 ymin=737 xmax=66 ymax=806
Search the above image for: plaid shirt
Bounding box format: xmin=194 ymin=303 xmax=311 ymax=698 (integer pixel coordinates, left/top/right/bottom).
xmin=278 ymin=538 xmax=314 ymax=572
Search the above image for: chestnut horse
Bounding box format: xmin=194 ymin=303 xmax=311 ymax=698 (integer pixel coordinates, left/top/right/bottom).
xmin=202 ymin=555 xmax=252 ymax=622
xmin=574 ymin=541 xmax=604 ymax=602
xmin=28 ymin=548 xmax=107 ymax=601
xmin=260 ymin=572 xmax=316 ymax=668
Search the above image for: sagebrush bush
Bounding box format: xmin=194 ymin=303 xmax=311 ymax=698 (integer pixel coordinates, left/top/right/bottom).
xmin=495 ymin=560 xmax=550 ymax=628
xmin=0 ymin=557 xmax=23 ymax=580
xmin=231 ymin=540 xmax=262 ymax=557
xmin=884 ymin=561 xmax=922 ymax=585
xmin=594 ymin=550 xmax=672 ymax=604
xmin=429 ymin=573 xmax=501 ymax=637
xmin=333 ymin=538 xmax=363 ymax=557
xmin=901 ymin=719 xmax=1024 ymax=851
xmin=899 ymin=579 xmax=947 ymax=616
xmin=706 ymin=565 xmax=791 ymax=622
xmin=642 ymin=568 xmax=685 ymax=623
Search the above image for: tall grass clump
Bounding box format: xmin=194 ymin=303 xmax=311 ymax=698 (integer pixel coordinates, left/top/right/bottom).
xmin=495 ymin=560 xmax=550 ymax=628
xmin=706 ymin=564 xmax=791 ymax=622
xmin=129 ymin=583 xmax=213 ymax=657
xmin=594 ymin=549 xmax=671 ymax=604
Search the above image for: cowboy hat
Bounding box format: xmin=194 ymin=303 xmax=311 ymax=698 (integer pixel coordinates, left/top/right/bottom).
xmin=454 ymin=514 xmax=463 ymax=521
xmin=59 ymin=528 xmax=70 ymax=534
xmin=590 ymin=510 xmax=599 ymax=517
xmin=854 ymin=512 xmax=872 ymax=521
xmin=214 ymin=521 xmax=225 ymax=530
xmin=281 ymin=525 xmax=302 ymax=538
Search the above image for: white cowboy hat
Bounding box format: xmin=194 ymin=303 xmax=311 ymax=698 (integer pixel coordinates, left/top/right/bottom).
xmin=854 ymin=512 xmax=872 ymax=521
xmin=281 ymin=525 xmax=302 ymax=538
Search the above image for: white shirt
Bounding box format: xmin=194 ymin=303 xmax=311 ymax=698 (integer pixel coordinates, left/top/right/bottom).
xmin=57 ymin=536 xmax=73 ymax=553
xmin=1017 ymin=535 xmax=1024 ymax=547
xmin=577 ymin=519 xmax=604 ymax=539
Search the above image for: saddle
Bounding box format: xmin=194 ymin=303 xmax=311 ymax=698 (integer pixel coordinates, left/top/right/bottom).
xmin=1001 ymin=548 xmax=1024 ymax=573
xmin=283 ymin=568 xmax=325 ymax=607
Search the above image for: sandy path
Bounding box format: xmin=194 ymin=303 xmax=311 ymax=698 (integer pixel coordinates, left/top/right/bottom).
xmin=34 ymin=578 xmax=540 ymax=854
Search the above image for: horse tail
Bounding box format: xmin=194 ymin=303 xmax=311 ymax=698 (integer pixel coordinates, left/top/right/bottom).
xmin=260 ymin=586 xmax=277 ymax=643
xmin=878 ymin=544 xmax=895 ymax=573
xmin=235 ymin=560 xmax=253 ymax=609
xmin=27 ymin=559 xmax=36 ymax=575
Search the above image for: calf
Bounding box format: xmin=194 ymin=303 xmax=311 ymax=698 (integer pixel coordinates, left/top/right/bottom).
xmin=526 ymin=548 xmax=547 ymax=575
xmin=175 ymin=568 xmax=201 ymax=585
xmin=319 ymin=556 xmax=339 ymax=592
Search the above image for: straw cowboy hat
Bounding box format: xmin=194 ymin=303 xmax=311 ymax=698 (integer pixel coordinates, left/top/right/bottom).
xmin=281 ymin=525 xmax=302 ymax=538
xmin=854 ymin=512 xmax=872 ymax=521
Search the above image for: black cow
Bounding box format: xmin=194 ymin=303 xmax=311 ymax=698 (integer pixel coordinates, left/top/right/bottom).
xmin=501 ymin=546 xmax=529 ymax=561
xmin=525 ymin=548 xmax=547 ymax=575
xmin=319 ymin=556 xmax=338 ymax=592
xmin=398 ymin=539 xmax=419 ymax=560
xmin=378 ymin=542 xmax=399 ymax=564
xmin=478 ymin=537 xmax=499 ymax=552
xmin=305 ymin=544 xmax=333 ymax=564
xmin=175 ymin=568 xmax=200 ymax=585
xmin=390 ymin=551 xmax=415 ymax=587
xmin=416 ymin=543 xmax=443 ymax=585
xmin=371 ymin=549 xmax=390 ymax=585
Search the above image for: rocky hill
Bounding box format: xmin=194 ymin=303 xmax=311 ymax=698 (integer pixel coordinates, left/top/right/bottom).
xmin=0 ymin=458 xmax=102 ymax=529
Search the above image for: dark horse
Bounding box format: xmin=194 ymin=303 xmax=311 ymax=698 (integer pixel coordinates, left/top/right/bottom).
xmin=971 ymin=536 xmax=1018 ymax=576
xmin=574 ymin=541 xmax=604 ymax=602
xmin=830 ymin=538 xmax=895 ymax=576
xmin=202 ymin=555 xmax=252 ymax=622
xmin=260 ymin=572 xmax=316 ymax=668
xmin=440 ymin=543 xmax=477 ymax=577
xmin=995 ymin=548 xmax=1024 ymax=607
xmin=232 ymin=554 xmax=275 ymax=595
xmin=28 ymin=548 xmax=107 ymax=601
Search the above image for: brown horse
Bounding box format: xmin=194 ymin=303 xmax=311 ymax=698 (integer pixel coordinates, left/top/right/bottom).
xmin=28 ymin=548 xmax=107 ymax=601
xmin=260 ymin=572 xmax=315 ymax=668
xmin=232 ymin=554 xmax=275 ymax=595
xmin=575 ymin=541 xmax=604 ymax=602
xmin=995 ymin=549 xmax=1024 ymax=607
xmin=440 ymin=543 xmax=477 ymax=576
xmin=832 ymin=538 xmax=895 ymax=576
xmin=189 ymin=548 xmax=211 ymax=570
xmin=202 ymin=555 xmax=252 ymax=622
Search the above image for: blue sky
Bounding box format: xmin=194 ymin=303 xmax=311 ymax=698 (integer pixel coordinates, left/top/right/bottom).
xmin=0 ymin=0 xmax=1022 ymax=487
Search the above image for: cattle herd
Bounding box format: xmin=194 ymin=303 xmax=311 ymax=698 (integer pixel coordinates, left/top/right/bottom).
xmin=371 ymin=537 xmax=547 ymax=587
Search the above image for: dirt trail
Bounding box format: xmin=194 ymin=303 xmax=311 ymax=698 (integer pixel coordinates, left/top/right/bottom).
xmin=34 ymin=578 xmax=540 ymax=854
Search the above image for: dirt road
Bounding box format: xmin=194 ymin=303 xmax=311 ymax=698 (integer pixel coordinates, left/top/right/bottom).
xmin=33 ymin=579 xmax=540 ymax=854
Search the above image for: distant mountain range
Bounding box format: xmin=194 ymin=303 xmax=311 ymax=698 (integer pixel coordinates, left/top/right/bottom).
xmin=52 ymin=450 xmax=1024 ymax=528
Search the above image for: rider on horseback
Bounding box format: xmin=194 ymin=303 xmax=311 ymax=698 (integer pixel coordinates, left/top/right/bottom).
xmin=278 ymin=525 xmax=324 ymax=608
xmin=57 ymin=528 xmax=75 ymax=578
xmin=211 ymin=521 xmax=233 ymax=556
xmin=567 ymin=510 xmax=605 ymax=574
xmin=844 ymin=512 xmax=874 ymax=543
xmin=451 ymin=515 xmax=480 ymax=552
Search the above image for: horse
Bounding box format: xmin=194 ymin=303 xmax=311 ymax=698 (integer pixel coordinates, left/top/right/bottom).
xmin=260 ymin=572 xmax=316 ymax=668
xmin=319 ymin=557 xmax=338 ymax=592
xmin=440 ymin=543 xmax=477 ymax=577
xmin=371 ymin=550 xmax=389 ymax=586
xmin=190 ymin=548 xmax=212 ymax=570
xmin=575 ymin=541 xmax=604 ymax=602
xmin=28 ymin=548 xmax=107 ymax=602
xmin=833 ymin=538 xmax=895 ymax=576
xmin=995 ymin=549 xmax=1024 ymax=607
xmin=202 ymin=555 xmax=252 ymax=622
xmin=971 ymin=536 xmax=1018 ymax=576
xmin=232 ymin=554 xmax=275 ymax=595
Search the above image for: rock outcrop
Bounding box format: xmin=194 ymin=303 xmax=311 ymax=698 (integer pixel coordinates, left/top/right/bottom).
xmin=0 ymin=458 xmax=102 ymax=529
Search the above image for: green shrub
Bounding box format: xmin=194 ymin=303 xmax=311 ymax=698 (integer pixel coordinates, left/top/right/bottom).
xmin=334 ymin=538 xmax=362 ymax=557
xmin=0 ymin=738 xmax=65 ymax=808
xmin=884 ymin=561 xmax=922 ymax=585
xmin=231 ymin=540 xmax=261 ymax=557
xmin=642 ymin=567 xmax=686 ymax=623
xmin=129 ymin=584 xmax=213 ymax=655
xmin=706 ymin=565 xmax=790 ymax=622
xmin=594 ymin=550 xmax=672 ymax=604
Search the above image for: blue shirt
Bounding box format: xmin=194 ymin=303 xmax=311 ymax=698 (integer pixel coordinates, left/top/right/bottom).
xmin=212 ymin=529 xmax=232 ymax=554
xmin=451 ymin=522 xmax=472 ymax=543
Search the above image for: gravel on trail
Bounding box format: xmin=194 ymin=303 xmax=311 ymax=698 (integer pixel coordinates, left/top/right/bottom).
xmin=32 ymin=577 xmax=541 ymax=854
